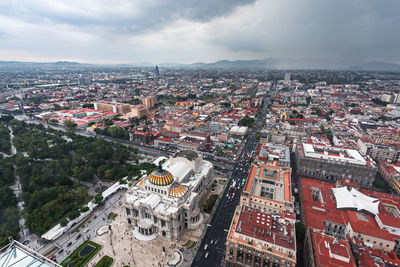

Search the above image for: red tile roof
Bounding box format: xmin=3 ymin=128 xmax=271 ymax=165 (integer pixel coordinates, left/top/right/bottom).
xmin=311 ymin=231 xmax=356 ymax=267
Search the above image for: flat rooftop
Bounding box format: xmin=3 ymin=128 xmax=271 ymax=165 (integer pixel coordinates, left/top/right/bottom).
xmin=301 ymin=177 xmax=400 ymax=241
xmin=298 ymin=143 xmax=369 ymax=166
xmin=233 ymin=205 xmax=295 ymax=250
xmin=311 ymin=231 xmax=356 ymax=267
xmin=244 ymin=164 xmax=292 ymax=203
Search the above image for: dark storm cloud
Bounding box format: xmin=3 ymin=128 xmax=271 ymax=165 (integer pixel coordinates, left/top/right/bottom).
xmin=208 ymin=0 xmax=400 ymax=64
xmin=0 ymin=0 xmax=399 ymax=65
xmin=0 ymin=0 xmax=255 ymax=34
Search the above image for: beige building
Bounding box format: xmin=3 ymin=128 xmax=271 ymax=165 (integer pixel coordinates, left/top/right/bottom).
xmin=131 ymin=104 xmax=148 ymax=119
xmin=241 ymin=163 xmax=294 ymax=214
xmin=225 ymin=160 xmax=296 ymax=266
xmin=94 ymin=101 xmax=131 ymax=114
xmin=142 ymin=96 xmax=157 ymax=109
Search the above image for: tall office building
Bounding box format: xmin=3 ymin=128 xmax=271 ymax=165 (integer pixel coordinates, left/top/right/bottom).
xmin=284 ymin=73 xmax=291 ymax=83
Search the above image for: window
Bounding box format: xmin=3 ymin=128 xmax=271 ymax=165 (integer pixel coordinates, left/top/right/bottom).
xmin=142 ymin=207 xmax=152 ymax=219
xmin=260 ymin=186 xmax=274 ymax=199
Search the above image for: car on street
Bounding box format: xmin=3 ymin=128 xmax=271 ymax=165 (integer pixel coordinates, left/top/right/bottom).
xmin=205 ymin=252 xmax=209 ymax=258
xmin=75 ymin=233 xmax=81 ymax=240
xmin=66 ymin=242 xmax=72 ymax=247
xmin=204 ymin=244 xmax=208 ymax=250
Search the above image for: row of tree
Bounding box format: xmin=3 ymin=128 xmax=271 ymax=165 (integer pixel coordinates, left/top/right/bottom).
xmin=0 ymin=158 xmax=19 ymax=247
xmin=94 ymin=126 xmax=129 ymax=140
xmin=0 ymin=123 xmax=11 ymax=154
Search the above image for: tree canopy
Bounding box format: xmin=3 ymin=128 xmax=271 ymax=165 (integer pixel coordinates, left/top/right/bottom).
xmin=6 ymin=120 xmax=152 ymax=235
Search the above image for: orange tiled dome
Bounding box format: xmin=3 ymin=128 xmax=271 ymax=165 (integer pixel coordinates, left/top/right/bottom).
xmin=169 ymin=182 xmax=188 ymax=198
xmin=148 ymin=169 xmax=174 ymax=186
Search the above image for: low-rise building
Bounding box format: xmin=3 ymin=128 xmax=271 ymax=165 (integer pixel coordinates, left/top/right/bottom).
xmin=241 ymin=163 xmax=293 ymax=214
xmin=379 ymin=161 xmax=400 ymax=195
xmin=255 ymin=143 xmax=290 ymax=167
xmin=304 ymin=229 xmax=357 ymax=267
xmin=225 ymin=205 xmax=296 ymax=267
xmin=295 ymin=143 xmax=377 ymax=187
xmin=301 ymin=177 xmax=400 ymax=261
xmin=358 ymin=138 xmax=399 ymax=163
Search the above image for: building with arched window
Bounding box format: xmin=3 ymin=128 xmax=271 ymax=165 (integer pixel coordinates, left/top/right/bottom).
xmin=124 ymin=150 xmax=213 ymax=240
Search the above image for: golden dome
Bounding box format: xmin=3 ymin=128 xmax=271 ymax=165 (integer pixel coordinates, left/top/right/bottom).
xmin=169 ymin=182 xmax=188 ymax=198
xmin=148 ymin=169 xmax=174 ymax=186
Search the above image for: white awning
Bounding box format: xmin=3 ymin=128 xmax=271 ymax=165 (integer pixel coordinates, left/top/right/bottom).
xmin=332 ymin=186 xmax=380 ymax=215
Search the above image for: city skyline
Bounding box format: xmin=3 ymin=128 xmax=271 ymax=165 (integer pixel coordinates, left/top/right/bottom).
xmin=0 ymin=0 xmax=399 ymax=67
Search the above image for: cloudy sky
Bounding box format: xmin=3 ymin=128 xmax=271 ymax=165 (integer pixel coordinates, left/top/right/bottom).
xmin=0 ymin=0 xmax=399 ymax=65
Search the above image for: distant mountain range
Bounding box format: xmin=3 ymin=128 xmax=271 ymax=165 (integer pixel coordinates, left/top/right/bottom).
xmin=1 ymin=59 xmax=400 ymax=72
xmin=146 ymin=58 xmax=400 ymax=72
xmin=0 ymin=61 xmax=91 ymax=69
xmin=347 ymin=61 xmax=400 ymax=72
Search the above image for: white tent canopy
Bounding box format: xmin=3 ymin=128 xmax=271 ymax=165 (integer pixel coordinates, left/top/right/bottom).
xmin=332 ymin=186 xmax=380 ymax=215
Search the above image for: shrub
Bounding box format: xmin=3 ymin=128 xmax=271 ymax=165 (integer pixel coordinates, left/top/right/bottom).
xmin=94 ymin=256 xmax=113 ymax=267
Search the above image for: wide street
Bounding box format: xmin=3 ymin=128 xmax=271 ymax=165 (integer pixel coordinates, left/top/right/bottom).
xmin=191 ymin=83 xmax=274 ymax=267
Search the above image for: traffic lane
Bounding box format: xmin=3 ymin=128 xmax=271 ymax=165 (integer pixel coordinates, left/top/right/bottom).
xmin=193 ymin=179 xmax=243 ymax=264
xmin=193 ymin=94 xmax=271 ymax=266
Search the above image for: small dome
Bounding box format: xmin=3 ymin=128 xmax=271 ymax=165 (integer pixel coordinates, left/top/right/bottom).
xmin=169 ymin=182 xmax=188 ymax=198
xmin=148 ymin=169 xmax=174 ymax=186
xmin=138 ymin=178 xmax=144 ymax=187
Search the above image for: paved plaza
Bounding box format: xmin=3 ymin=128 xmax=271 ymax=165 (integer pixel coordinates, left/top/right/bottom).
xmin=88 ymin=204 xmax=201 ymax=267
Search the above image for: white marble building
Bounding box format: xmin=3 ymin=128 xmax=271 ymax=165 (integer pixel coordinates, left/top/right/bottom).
xmin=124 ymin=150 xmax=213 ymax=240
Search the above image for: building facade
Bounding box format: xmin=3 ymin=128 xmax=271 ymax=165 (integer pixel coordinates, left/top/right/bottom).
xmin=225 ymin=205 xmax=296 ymax=267
xmin=94 ymin=101 xmax=131 ymax=114
xmin=241 ymin=163 xmax=293 ymax=214
xmin=358 ymin=138 xmax=399 ymax=163
xmin=301 ymin=177 xmax=400 ymax=264
xmin=304 ymin=229 xmax=357 ymax=267
xmin=130 ymin=104 xmax=148 ymax=119
xmin=143 ymin=96 xmax=157 ymax=109
xmin=124 ymin=150 xmax=213 ymax=240
xmin=295 ymin=143 xmax=377 ymax=187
